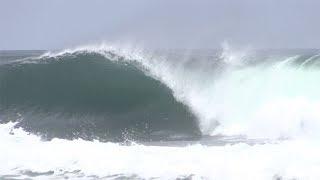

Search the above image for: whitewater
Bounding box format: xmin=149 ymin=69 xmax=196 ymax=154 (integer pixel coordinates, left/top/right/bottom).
xmin=1 ymin=44 xmax=320 ymax=179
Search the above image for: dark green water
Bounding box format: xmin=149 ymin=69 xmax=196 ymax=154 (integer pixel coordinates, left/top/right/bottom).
xmin=0 ymin=51 xmax=200 ymax=142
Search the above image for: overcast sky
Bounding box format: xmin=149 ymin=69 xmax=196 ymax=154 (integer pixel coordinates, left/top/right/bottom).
xmin=0 ymin=0 xmax=319 ymax=50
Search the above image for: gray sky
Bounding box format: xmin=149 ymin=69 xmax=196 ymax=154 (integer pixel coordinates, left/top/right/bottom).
xmin=0 ymin=0 xmax=319 ymax=50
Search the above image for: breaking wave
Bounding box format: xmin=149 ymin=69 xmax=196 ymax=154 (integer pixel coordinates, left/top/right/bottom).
xmin=1 ymin=44 xmax=320 ymax=141
xmin=0 ymin=48 xmax=200 ymax=141
xmin=1 ymin=44 xmax=320 ymax=179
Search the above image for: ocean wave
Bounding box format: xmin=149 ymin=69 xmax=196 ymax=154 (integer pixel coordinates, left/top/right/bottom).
xmin=0 ymin=50 xmax=199 ymax=141
xmin=1 ymin=44 xmax=320 ymax=141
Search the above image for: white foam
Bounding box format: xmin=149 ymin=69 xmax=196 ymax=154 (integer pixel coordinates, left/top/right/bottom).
xmin=1 ymin=123 xmax=320 ymax=179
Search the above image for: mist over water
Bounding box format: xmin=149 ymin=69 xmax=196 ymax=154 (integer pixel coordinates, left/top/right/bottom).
xmin=1 ymin=43 xmax=320 ymax=179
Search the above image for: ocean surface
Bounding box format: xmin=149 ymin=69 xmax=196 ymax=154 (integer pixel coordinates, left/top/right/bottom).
xmin=1 ymin=44 xmax=320 ymax=179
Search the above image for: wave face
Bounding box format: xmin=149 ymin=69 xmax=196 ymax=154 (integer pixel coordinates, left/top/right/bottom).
xmin=0 ymin=51 xmax=199 ymax=141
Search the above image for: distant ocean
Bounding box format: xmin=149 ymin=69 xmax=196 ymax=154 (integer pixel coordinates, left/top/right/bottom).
xmin=1 ymin=44 xmax=320 ymax=179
